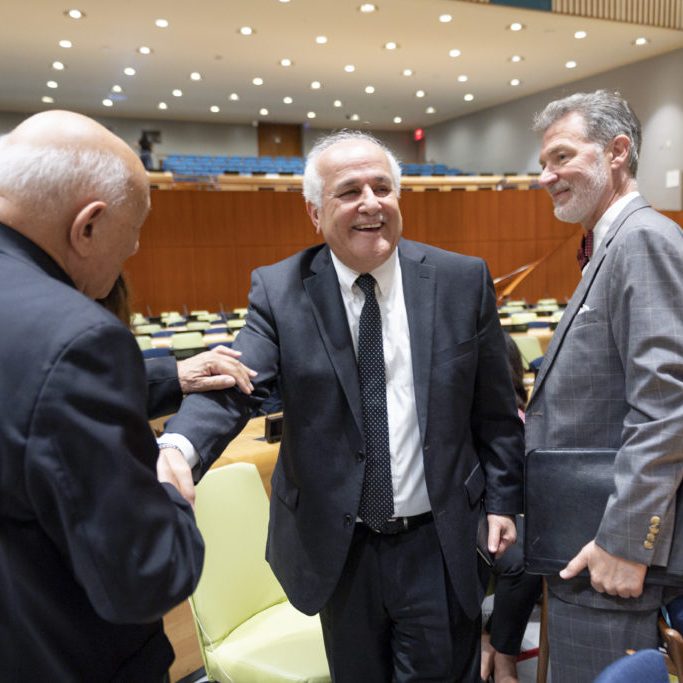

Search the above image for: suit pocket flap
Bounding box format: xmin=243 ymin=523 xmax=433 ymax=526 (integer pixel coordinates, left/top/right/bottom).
xmin=464 ymin=463 xmax=486 ymax=506
xmin=273 ymin=473 xmax=300 ymax=510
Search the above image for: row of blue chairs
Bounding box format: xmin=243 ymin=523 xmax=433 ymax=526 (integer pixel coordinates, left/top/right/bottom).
xmin=160 ymin=155 xmax=471 ymax=178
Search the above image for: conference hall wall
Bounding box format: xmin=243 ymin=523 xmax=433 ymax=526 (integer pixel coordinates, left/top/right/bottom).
xmin=125 ymin=186 xmax=585 ymax=315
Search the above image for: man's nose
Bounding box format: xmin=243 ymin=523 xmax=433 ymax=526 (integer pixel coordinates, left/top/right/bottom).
xmin=359 ymin=185 xmax=381 ymax=212
xmin=538 ymin=167 xmax=558 ymax=187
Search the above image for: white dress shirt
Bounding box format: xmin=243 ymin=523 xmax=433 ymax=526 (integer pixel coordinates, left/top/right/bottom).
xmin=583 ymin=191 xmax=640 ymax=276
xmin=330 ymin=249 xmax=430 ymax=517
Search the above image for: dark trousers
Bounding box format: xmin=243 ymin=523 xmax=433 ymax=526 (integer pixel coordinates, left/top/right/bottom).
xmin=320 ymin=519 xmax=480 ymax=683
xmin=485 ymin=531 xmax=542 ymax=655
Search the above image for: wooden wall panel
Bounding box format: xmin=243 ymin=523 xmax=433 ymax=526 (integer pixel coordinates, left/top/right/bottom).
xmin=126 ymin=188 xmax=612 ymax=314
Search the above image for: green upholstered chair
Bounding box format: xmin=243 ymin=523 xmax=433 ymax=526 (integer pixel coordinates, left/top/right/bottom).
xmin=135 ymin=334 xmax=152 ymax=351
xmin=189 ymin=463 xmax=331 ymax=683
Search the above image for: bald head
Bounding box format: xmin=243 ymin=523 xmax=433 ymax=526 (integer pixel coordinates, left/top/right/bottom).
xmin=0 ymin=110 xmax=150 ymax=298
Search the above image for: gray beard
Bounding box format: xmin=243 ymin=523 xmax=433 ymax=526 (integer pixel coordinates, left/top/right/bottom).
xmin=553 ymin=162 xmax=609 ymax=224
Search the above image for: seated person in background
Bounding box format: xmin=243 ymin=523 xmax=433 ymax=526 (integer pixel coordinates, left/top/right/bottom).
xmin=98 ymin=274 xmax=257 ymax=419
xmin=481 ymin=333 xmax=543 ymax=683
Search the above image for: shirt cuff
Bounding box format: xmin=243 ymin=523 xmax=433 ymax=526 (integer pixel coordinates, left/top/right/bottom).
xmin=157 ymin=432 xmax=200 ymax=469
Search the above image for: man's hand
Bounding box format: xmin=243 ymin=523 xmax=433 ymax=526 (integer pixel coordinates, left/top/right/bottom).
xmin=487 ymin=514 xmax=517 ymax=558
xmin=177 ymin=346 xmax=257 ymax=395
xmin=157 ymin=447 xmax=196 ymax=506
xmin=560 ymin=540 xmax=647 ymax=598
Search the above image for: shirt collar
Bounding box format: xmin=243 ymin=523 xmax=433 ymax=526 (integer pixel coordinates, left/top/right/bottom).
xmin=592 ymin=191 xmax=640 ymax=252
xmin=329 ymin=247 xmax=399 ymax=299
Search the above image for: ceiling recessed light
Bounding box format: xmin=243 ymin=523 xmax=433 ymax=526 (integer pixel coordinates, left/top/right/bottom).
xmin=344 ymin=64 xmax=355 ymax=73
xmin=426 ymin=106 xmax=436 ymax=114
xmin=58 ymin=39 xmax=72 ymax=48
xmin=457 ymin=74 xmax=468 ymax=82
xmin=172 ymin=89 xmax=183 ymax=96
xmin=415 ymin=89 xmax=425 ymax=98
xmin=510 ymin=78 xmax=521 ymax=86
xmin=359 ymin=3 xmax=377 ymax=13
xmin=333 ymin=99 xmax=343 ymax=107
xmin=155 ymin=18 xmax=168 ymax=28
xmin=279 ymin=0 xmax=291 ymax=3
xmin=190 ymin=72 xmax=202 ymax=80
xmin=393 ymin=116 xmax=402 ymax=124
xmin=137 ymin=46 xmax=152 ymax=55
xmin=210 ymin=105 xmax=220 ymax=113
xmin=464 ymin=93 xmax=474 ymax=101
xmin=315 ymin=35 xmax=328 ymax=44
xmin=123 ymin=67 xmax=136 ymax=76
xmin=41 ymin=96 xmax=54 ymax=104
xmin=508 ymin=22 xmax=524 ymax=31
xmin=52 ymin=61 xmax=65 ymax=70
xmin=239 ymin=26 xmax=254 ymax=36
xmin=158 ymin=101 xmax=168 ymax=110
xmin=634 ymin=36 xmax=650 ymax=46
xmin=259 ymin=108 xmax=269 ymax=116
xmin=111 ymin=84 xmax=122 ymax=93
xmin=574 ymin=30 xmax=587 ymax=39
xmin=252 ymin=77 xmax=264 ymax=85
xmin=384 ymin=41 xmax=398 ymax=50
xmin=509 ymin=54 xmax=524 ymax=63
xmin=448 ymin=48 xmax=461 ymax=58
xmin=65 ymin=9 xmax=85 ymax=19
xmin=46 ymin=80 xmax=58 ymax=89
xmin=229 ymin=92 xmax=239 ymax=101
xmin=307 ymin=111 xmax=316 ymax=119
xmin=279 ymin=58 xmax=292 ymax=67
xmin=364 ymin=85 xmax=375 ymax=94
xmin=102 ymin=98 xmax=113 ymax=107
xmin=350 ymin=113 xmax=360 ymax=121
xmin=439 ymin=14 xmax=452 ymax=23
xmin=402 ymin=68 xmax=413 ymax=77
xmin=565 ymin=60 xmax=577 ymax=69
xmin=310 ymin=80 xmax=321 ymax=89
xmin=283 ymin=96 xmax=293 ymax=104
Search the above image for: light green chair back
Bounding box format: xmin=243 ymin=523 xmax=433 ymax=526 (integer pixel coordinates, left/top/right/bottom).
xmin=135 ymin=335 xmax=152 ymax=351
xmin=187 ymin=321 xmax=211 ymax=331
xmin=233 ymin=307 xmax=249 ymax=318
xmin=510 ymin=312 xmax=538 ymax=326
xmin=227 ymin=319 xmax=247 ymax=331
xmin=512 ymin=335 xmax=544 ymax=368
xmin=191 ymin=309 xmax=210 ymax=317
xmin=171 ymin=331 xmax=205 ymax=350
xmin=537 ymin=298 xmax=558 ymax=306
xmin=134 ymin=323 xmax=162 ymax=335
xmin=190 ymin=463 xmax=330 ymax=682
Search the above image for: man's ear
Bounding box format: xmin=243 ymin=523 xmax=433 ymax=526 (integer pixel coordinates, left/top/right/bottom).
xmin=68 ymin=201 xmax=107 ymax=257
xmin=306 ymin=201 xmax=322 ymax=234
xmin=609 ymin=134 xmax=630 ymax=170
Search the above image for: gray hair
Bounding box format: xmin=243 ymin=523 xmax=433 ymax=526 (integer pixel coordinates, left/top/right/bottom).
xmin=532 ymin=90 xmax=641 ymax=176
xmin=0 ymin=136 xmax=133 ymax=218
xmin=302 ymin=129 xmax=402 ymax=207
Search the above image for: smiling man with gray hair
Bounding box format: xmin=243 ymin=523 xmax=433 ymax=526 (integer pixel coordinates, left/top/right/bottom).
xmin=527 ymin=90 xmax=683 ymax=681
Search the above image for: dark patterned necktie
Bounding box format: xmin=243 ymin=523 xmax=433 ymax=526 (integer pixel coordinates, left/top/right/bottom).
xmin=355 ymin=274 xmax=394 ymax=529
xmin=577 ymin=230 xmax=594 ymax=270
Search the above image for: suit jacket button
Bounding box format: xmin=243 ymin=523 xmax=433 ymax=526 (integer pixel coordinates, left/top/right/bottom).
xmin=344 ymin=514 xmax=354 ymax=527
xmin=646 ymin=533 xmax=656 ymax=543
xmin=649 ymin=525 xmax=660 ymax=534
xmin=643 ymin=540 xmax=654 ymax=550
xmin=650 ymin=515 xmax=662 ymax=525
xmin=356 ymin=451 xmax=365 ymax=462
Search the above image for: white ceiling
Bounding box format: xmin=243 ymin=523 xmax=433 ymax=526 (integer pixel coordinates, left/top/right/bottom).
xmin=2 ymin=0 xmax=682 ymax=130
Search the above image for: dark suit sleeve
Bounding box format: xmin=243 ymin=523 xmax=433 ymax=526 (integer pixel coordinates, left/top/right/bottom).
xmin=25 ymin=323 xmax=204 ymax=624
xmin=471 ymin=263 xmax=525 ymax=514
xmin=145 ymin=355 xmax=182 ymax=419
xmin=166 ymin=268 xmax=280 ymax=474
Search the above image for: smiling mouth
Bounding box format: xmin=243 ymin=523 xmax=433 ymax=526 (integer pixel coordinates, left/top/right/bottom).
xmin=551 ymin=188 xmax=570 ymax=203
xmin=353 ymin=222 xmax=382 ymax=231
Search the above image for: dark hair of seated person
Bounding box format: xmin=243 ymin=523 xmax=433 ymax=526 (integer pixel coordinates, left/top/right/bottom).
xmin=504 ymin=332 xmax=527 ymax=412
xmin=97 ymin=274 xmax=132 ymax=329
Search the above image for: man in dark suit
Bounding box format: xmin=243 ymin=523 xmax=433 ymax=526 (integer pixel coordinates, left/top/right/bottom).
xmin=0 ymin=110 xmax=247 ymax=681
xmin=162 ymin=130 xmax=524 ymax=681
xmin=526 ymin=90 xmax=683 ymax=680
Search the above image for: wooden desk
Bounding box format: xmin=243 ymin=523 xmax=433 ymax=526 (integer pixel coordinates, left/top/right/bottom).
xmin=162 ymin=415 xmax=280 ymax=681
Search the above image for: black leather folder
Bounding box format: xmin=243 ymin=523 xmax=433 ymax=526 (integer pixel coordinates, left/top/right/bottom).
xmin=524 ymin=448 xmax=683 ymax=586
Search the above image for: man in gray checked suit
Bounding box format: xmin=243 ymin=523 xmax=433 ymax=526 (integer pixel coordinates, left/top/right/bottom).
xmin=526 ymin=90 xmax=683 ymax=681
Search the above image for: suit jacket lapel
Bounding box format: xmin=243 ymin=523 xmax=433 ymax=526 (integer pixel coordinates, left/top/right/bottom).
xmin=399 ymin=242 xmax=435 ymax=443
xmin=303 ymin=246 xmax=363 ymax=435
xmin=530 ymin=196 xmax=650 ymax=400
